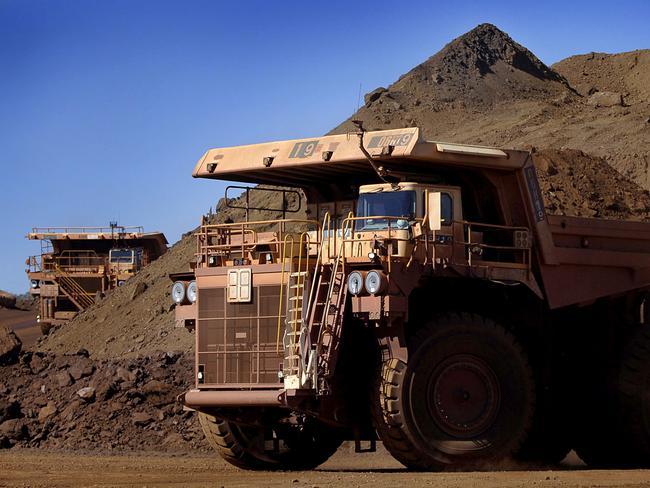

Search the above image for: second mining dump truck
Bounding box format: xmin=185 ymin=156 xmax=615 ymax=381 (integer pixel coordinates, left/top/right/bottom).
xmin=27 ymin=224 xmax=167 ymax=331
xmin=172 ymin=127 xmax=650 ymax=470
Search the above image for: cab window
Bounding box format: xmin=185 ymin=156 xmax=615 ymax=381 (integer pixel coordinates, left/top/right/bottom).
xmin=109 ymin=249 xmax=134 ymax=264
xmin=441 ymin=193 xmax=453 ymax=225
xmin=356 ymin=191 xmax=416 ymax=231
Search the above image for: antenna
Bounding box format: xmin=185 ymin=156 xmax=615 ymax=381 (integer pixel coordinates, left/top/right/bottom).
xmin=110 ymin=220 xmax=118 ymax=240
xmin=356 ymin=82 xmax=362 ymax=112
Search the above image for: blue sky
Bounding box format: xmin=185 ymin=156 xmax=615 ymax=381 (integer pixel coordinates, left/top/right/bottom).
xmin=1 ymin=0 xmax=649 ymax=294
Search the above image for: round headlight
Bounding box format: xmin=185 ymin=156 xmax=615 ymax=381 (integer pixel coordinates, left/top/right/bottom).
xmin=347 ymin=271 xmax=364 ymax=296
xmin=187 ymin=281 xmax=197 ymax=303
xmin=30 ymin=280 xmax=39 ymax=289
xmin=365 ymin=270 xmax=387 ymax=295
xmin=171 ymin=281 xmax=186 ymax=304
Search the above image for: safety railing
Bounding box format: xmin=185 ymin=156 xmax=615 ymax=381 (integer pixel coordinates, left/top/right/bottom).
xmin=197 ymin=218 xmax=320 ymax=267
xmin=31 ymin=226 xmax=144 ymax=235
xmin=29 ymin=253 xmax=107 ymax=274
xmin=54 ymin=265 xmax=96 ymax=309
xmin=456 ymin=221 xmax=532 ymax=272
xmin=56 ymin=252 xmax=106 ymax=272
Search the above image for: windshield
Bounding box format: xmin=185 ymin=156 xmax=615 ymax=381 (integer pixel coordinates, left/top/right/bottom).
xmin=109 ymin=249 xmax=134 ymax=264
xmin=356 ymin=190 xmax=416 ymax=231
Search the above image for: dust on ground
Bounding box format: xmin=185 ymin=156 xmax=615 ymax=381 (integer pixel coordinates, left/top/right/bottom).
xmin=2 ymin=449 xmax=650 ymax=488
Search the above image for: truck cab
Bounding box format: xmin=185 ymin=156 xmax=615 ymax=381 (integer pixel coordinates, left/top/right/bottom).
xmin=109 ymin=247 xmax=144 ymax=285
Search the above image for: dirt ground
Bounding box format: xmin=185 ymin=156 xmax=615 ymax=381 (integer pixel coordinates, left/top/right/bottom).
xmin=1 ymin=448 xmax=649 ymax=488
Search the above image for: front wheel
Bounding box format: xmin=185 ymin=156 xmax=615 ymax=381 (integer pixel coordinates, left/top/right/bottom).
xmin=198 ymin=412 xmax=343 ymax=471
xmin=374 ymin=313 xmax=535 ymax=470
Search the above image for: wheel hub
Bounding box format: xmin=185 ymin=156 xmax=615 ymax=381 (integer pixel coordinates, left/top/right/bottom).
xmin=428 ymin=354 xmax=501 ymax=438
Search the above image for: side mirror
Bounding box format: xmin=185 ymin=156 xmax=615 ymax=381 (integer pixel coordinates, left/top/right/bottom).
xmin=427 ymin=192 xmax=442 ymax=231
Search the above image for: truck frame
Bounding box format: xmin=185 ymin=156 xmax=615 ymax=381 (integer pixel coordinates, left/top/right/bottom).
xmin=27 ymin=225 xmax=167 ymax=331
xmin=173 ymin=127 xmax=650 ymax=470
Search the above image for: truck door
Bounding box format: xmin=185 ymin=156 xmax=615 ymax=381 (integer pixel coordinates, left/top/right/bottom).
xmin=429 ymin=190 xmax=460 ymax=262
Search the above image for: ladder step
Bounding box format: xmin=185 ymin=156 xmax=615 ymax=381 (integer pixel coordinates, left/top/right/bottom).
xmin=289 ymin=296 xmax=303 ymax=301
xmin=290 ymin=271 xmax=308 ymax=277
xmin=288 ymin=308 xmax=302 ymax=312
xmin=286 ymin=319 xmax=302 ymax=324
xmin=289 ymin=285 xmax=304 ymax=289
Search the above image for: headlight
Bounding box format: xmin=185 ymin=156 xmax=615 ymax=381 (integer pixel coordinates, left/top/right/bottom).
xmin=347 ymin=271 xmax=364 ymax=296
xmin=30 ymin=280 xmax=39 ymax=289
xmin=171 ymin=281 xmax=186 ymax=304
xmin=365 ymin=270 xmax=387 ymax=295
xmin=187 ymin=281 xmax=198 ymax=303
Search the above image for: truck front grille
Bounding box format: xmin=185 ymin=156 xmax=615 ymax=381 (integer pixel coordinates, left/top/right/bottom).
xmin=197 ymin=286 xmax=284 ymax=385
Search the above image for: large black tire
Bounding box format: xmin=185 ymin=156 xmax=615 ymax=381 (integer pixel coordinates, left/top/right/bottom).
xmin=374 ymin=313 xmax=535 ymax=470
xmin=619 ymin=325 xmax=650 ymax=467
xmin=516 ymin=362 xmax=572 ymax=465
xmin=198 ymin=412 xmax=343 ymax=471
xmin=572 ymin=312 xmax=634 ymax=468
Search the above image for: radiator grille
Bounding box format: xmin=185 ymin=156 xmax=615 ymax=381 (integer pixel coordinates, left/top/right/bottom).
xmin=197 ymin=285 xmax=285 ymax=385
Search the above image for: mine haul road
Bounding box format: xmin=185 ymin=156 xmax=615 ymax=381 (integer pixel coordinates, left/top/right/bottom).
xmin=1 ymin=448 xmax=650 ymax=488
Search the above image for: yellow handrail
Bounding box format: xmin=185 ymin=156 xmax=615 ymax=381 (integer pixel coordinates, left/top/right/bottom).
xmin=54 ymin=265 xmax=95 ymax=309
xmin=276 ymin=234 xmax=295 ymax=353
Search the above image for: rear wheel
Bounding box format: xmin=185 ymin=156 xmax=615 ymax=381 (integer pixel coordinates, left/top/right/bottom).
xmin=374 ymin=313 xmax=535 ymax=470
xmin=198 ymin=412 xmax=343 ymax=471
xmin=619 ymin=325 xmax=650 ymax=467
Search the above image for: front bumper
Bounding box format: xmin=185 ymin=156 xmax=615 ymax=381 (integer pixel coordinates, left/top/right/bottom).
xmin=183 ymin=389 xmax=285 ymax=408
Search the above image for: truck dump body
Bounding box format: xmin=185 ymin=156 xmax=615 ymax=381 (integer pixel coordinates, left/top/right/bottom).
xmin=179 ymin=127 xmax=650 ymax=471
xmin=193 ymin=127 xmax=650 ymax=310
xmin=27 ymin=226 xmax=167 ymax=328
xmin=541 ymin=215 xmax=650 ymax=308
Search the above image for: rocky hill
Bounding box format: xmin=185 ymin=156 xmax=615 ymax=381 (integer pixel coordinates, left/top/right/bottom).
xmin=332 ymin=24 xmax=650 ymax=192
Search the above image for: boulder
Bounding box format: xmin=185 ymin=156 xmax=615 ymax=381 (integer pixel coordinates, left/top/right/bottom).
xmin=68 ymin=360 xmax=94 ymax=380
xmin=141 ymin=380 xmax=171 ymax=395
xmin=587 ymin=91 xmax=623 ymax=108
xmin=0 ymin=419 xmax=29 ymax=441
xmin=364 ymin=87 xmax=387 ymax=105
xmin=28 ymin=354 xmax=46 ymax=374
xmin=0 ymin=326 xmax=21 ymax=365
xmin=38 ymin=402 xmax=57 ymax=423
xmin=56 ymin=371 xmax=73 ymax=387
xmin=0 ymin=399 xmax=21 ymax=423
xmin=131 ymin=412 xmax=153 ymax=426
xmin=115 ymin=367 xmax=137 ymax=383
xmin=130 ymin=282 xmax=147 ymax=300
xmin=76 ymin=387 xmax=96 ymax=402
xmin=75 ymin=348 xmax=90 ymax=358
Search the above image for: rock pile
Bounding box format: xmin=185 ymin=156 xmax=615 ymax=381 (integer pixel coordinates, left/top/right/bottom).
xmin=0 ymin=326 xmax=21 ymax=366
xmin=0 ymin=349 xmax=208 ymax=452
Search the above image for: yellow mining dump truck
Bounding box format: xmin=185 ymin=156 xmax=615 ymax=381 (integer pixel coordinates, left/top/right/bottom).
xmin=27 ymin=224 xmax=167 ymax=331
xmin=172 ymin=126 xmax=650 ymax=470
